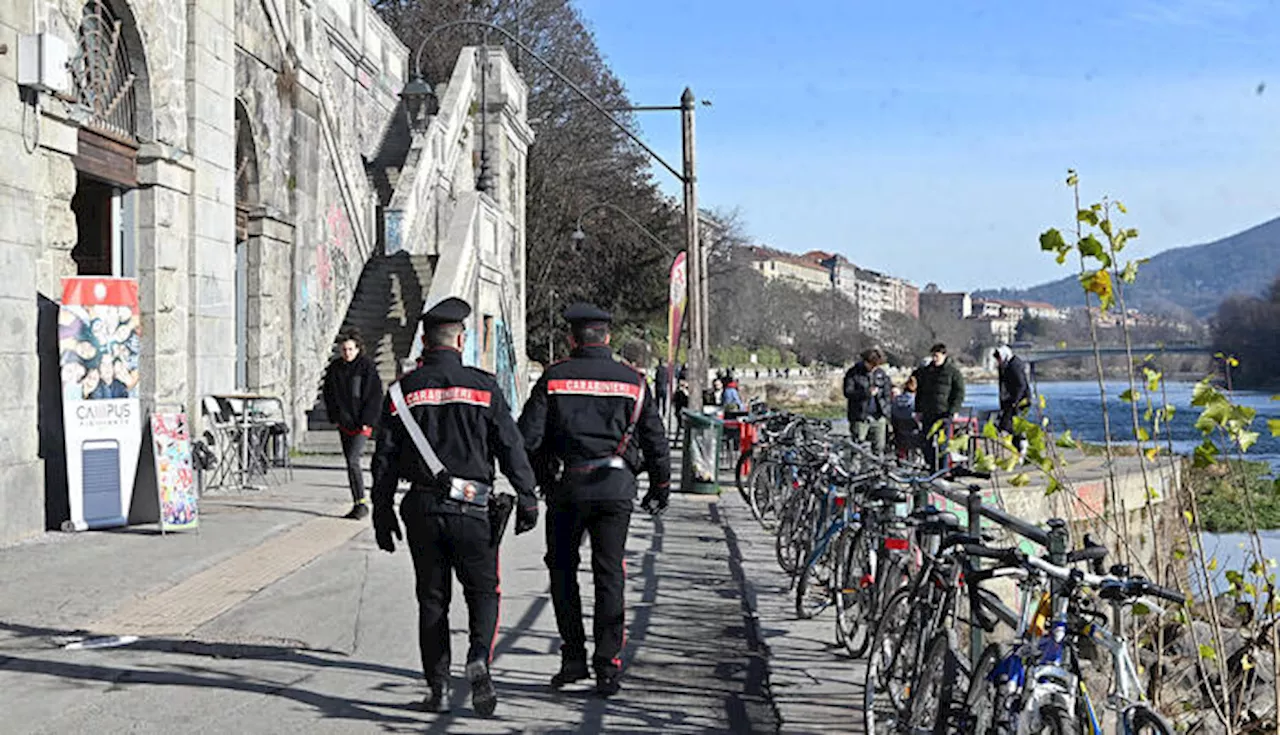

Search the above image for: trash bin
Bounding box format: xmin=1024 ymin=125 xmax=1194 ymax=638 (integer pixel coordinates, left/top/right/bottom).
xmin=681 ymin=410 xmax=723 ymax=495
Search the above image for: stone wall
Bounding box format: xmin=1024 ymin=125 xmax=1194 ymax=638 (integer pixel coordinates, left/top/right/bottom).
xmin=0 ymin=2 xmax=46 ymax=543
xmin=0 ymin=1 xmax=531 ymax=544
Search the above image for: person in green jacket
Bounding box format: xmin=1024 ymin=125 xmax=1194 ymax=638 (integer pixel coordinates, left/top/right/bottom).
xmin=912 ymin=343 xmax=965 ymax=469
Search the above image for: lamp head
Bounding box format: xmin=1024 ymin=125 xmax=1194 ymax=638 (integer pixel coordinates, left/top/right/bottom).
xmin=399 ymin=76 xmax=437 ymax=131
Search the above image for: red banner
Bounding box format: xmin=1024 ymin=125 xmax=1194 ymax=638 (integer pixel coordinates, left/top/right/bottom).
xmin=666 ymin=251 xmax=688 ymax=400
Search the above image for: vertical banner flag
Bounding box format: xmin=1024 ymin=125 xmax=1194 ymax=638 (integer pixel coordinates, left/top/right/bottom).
xmin=58 ymin=277 xmax=143 ymax=531
xmin=666 ymin=251 xmax=689 ymax=401
xmin=151 ymin=413 xmax=199 ymax=532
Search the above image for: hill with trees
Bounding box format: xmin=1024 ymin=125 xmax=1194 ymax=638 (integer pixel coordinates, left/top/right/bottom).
xmin=979 ymin=216 xmax=1280 ymax=320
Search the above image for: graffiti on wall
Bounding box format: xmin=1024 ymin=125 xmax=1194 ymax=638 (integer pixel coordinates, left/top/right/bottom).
xmin=297 ymin=199 xmax=360 ymax=414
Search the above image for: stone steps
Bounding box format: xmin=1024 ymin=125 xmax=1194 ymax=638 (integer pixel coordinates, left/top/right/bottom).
xmin=299 ymin=252 xmax=434 ymax=452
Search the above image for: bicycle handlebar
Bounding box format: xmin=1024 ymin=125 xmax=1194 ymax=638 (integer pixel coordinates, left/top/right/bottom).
xmin=961 ymin=544 xmax=1184 ymax=605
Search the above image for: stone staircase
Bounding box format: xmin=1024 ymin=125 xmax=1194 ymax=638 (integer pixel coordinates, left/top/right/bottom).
xmin=298 ymin=252 xmax=435 ymax=454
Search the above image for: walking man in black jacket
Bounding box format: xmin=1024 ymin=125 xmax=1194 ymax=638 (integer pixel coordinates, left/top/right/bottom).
xmin=370 ymin=298 xmax=539 ymax=716
xmin=913 ymin=343 xmax=966 ymax=469
xmin=518 ymin=302 xmax=671 ymax=697
xmin=994 ymin=345 xmax=1032 ymax=455
xmin=323 ymin=329 xmax=383 ymax=519
xmin=843 ymin=348 xmax=893 ymax=455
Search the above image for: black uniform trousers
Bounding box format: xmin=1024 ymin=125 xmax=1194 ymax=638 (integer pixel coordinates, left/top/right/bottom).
xmin=544 ymin=497 xmax=633 ymax=672
xmin=400 ymin=492 xmax=499 ymax=682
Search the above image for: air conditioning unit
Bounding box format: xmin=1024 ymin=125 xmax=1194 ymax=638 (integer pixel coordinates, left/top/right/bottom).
xmin=18 ymin=33 xmax=71 ymax=95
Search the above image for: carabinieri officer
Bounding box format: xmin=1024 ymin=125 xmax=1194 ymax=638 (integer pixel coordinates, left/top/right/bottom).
xmin=518 ymin=302 xmax=671 ymax=697
xmin=370 ymin=297 xmax=539 ymax=716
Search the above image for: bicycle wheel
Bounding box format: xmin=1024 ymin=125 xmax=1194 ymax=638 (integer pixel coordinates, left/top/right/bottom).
xmin=1124 ymin=705 xmax=1175 ymax=735
xmin=873 ymin=551 xmax=911 ymax=621
xmin=965 ymin=643 xmax=1009 ymax=735
xmin=796 ymin=539 xmax=835 ymax=620
xmin=750 ymin=460 xmax=781 ymax=530
xmin=909 ymin=631 xmax=961 ymax=735
xmin=834 ymin=527 xmax=873 ymax=657
xmin=734 ymin=449 xmax=757 ymax=515
xmin=1040 ymin=706 xmax=1080 ymax=735
xmin=863 ymin=587 xmax=919 ymax=735
xmin=774 ymin=491 xmax=810 ymax=575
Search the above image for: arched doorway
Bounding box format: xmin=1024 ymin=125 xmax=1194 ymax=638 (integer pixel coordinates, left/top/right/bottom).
xmin=234 ymin=103 xmax=259 ymax=390
xmin=69 ymin=0 xmax=142 ymax=278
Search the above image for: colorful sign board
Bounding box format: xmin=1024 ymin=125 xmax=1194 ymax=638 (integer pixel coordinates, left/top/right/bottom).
xmin=58 ymin=277 xmax=143 ymax=530
xmin=151 ymin=413 xmax=199 ymax=532
xmin=666 ymin=251 xmax=688 ymax=401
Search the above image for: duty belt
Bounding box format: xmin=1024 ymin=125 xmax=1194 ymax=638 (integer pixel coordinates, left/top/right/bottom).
xmin=411 ymin=477 xmax=493 ymax=509
xmin=566 ymin=456 xmax=628 ymax=474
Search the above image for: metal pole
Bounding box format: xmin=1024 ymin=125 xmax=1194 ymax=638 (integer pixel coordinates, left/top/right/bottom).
xmin=967 ymin=485 xmax=984 ymax=666
xmin=681 ymin=88 xmax=704 ymax=411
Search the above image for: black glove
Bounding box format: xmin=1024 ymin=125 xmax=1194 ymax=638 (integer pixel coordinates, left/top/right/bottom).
xmin=641 ymin=484 xmax=670 ymax=516
xmin=373 ymin=507 xmax=402 ymax=553
xmin=515 ymin=504 xmax=539 ymax=535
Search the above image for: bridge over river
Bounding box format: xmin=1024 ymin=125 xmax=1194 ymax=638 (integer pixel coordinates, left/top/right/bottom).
xmin=1020 ymin=343 xmax=1213 ymax=364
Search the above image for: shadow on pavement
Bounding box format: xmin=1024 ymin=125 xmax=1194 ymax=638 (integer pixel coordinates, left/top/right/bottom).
xmin=0 ymin=620 xmax=430 ymax=731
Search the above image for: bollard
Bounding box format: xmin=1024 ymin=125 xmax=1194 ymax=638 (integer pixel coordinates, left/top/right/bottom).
xmin=967 ymin=484 xmax=983 ymax=666
xmin=1046 ymin=517 xmax=1069 ymax=616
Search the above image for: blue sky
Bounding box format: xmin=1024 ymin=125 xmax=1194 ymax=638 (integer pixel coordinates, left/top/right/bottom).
xmin=574 ymin=0 xmax=1280 ymax=292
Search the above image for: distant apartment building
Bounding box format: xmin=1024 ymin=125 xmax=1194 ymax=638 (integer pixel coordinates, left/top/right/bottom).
xmin=972 ymin=298 xmax=1027 ymax=321
xmin=747 ymin=247 xmax=831 ymax=292
xmin=1021 ymin=300 xmax=1068 ymax=321
xmin=919 ymin=284 xmax=973 ymax=320
xmin=749 ymin=247 xmax=920 ymax=337
xmin=888 ymin=279 xmax=920 ymax=319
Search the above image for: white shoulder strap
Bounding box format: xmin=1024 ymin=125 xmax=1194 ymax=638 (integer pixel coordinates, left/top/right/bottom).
xmin=389 ymin=382 xmax=446 ymax=477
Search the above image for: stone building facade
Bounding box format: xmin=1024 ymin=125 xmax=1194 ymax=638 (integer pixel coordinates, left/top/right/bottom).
xmin=0 ymin=0 xmax=530 ymax=545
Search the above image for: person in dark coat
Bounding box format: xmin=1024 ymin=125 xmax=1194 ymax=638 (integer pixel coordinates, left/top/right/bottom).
xmin=891 ymin=375 xmax=922 ymax=458
xmin=843 ymin=347 xmax=893 ymax=454
xmin=370 ymin=298 xmax=539 ymax=716
xmin=653 ymin=360 xmax=670 ymax=417
xmin=518 ymin=302 xmax=671 ymax=697
xmin=913 ymin=343 xmax=966 ymax=469
xmin=323 ymin=329 xmax=383 ymax=519
xmin=994 ymin=345 xmax=1032 ymax=450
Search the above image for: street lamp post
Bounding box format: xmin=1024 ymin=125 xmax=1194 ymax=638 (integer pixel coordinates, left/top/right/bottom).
xmin=572 ymin=202 xmax=673 ymax=254
xmin=400 ymin=20 xmax=708 ymax=412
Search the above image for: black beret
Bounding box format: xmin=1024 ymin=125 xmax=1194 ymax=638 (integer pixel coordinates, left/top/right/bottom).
xmin=563 ymin=302 xmax=611 ymax=324
xmin=421 ymin=297 xmax=472 ymax=325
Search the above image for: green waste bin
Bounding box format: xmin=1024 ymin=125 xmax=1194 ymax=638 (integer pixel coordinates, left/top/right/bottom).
xmin=681 ymin=410 xmax=723 ymax=495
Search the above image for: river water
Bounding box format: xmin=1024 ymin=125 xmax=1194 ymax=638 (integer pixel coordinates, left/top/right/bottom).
xmin=963 ymin=380 xmax=1280 ymax=472
xmin=964 ymin=381 xmax=1280 ymax=574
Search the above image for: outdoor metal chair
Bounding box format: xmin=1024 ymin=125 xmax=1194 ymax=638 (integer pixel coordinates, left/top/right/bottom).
xmin=200 ymin=396 xmax=241 ymax=491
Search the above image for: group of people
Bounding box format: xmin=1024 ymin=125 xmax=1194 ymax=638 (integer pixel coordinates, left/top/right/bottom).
xmin=843 ymin=342 xmax=1031 ymax=467
xmin=323 ymin=299 xmax=670 ymax=717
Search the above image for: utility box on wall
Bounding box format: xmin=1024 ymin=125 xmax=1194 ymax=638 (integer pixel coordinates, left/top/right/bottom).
xmin=18 ymin=33 xmax=71 ymax=95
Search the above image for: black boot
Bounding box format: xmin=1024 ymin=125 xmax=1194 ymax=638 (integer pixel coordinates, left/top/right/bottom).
xmin=420 ymin=679 xmax=450 ymax=713
xmin=595 ymin=665 xmax=622 ymax=698
xmin=344 ymin=502 xmax=369 ymax=520
xmin=550 ymin=656 xmax=590 ymax=690
xmin=466 ymin=660 xmax=497 ymax=716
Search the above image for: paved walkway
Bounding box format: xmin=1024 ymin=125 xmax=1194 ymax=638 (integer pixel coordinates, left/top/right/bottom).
xmin=0 ymin=453 xmax=867 ymax=733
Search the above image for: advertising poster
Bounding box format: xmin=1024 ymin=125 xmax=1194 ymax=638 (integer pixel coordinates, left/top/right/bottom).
xmin=151 ymin=413 xmax=199 ymax=532
xmin=666 ymin=251 xmax=688 ymax=400
xmin=58 ymin=277 xmax=143 ymax=531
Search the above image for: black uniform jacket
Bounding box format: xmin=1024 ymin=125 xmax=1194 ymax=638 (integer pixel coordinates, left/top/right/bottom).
xmin=518 ymin=345 xmax=671 ymax=503
xmin=371 ymin=348 xmax=537 ymax=514
xmin=998 ymin=355 xmax=1031 ymax=413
